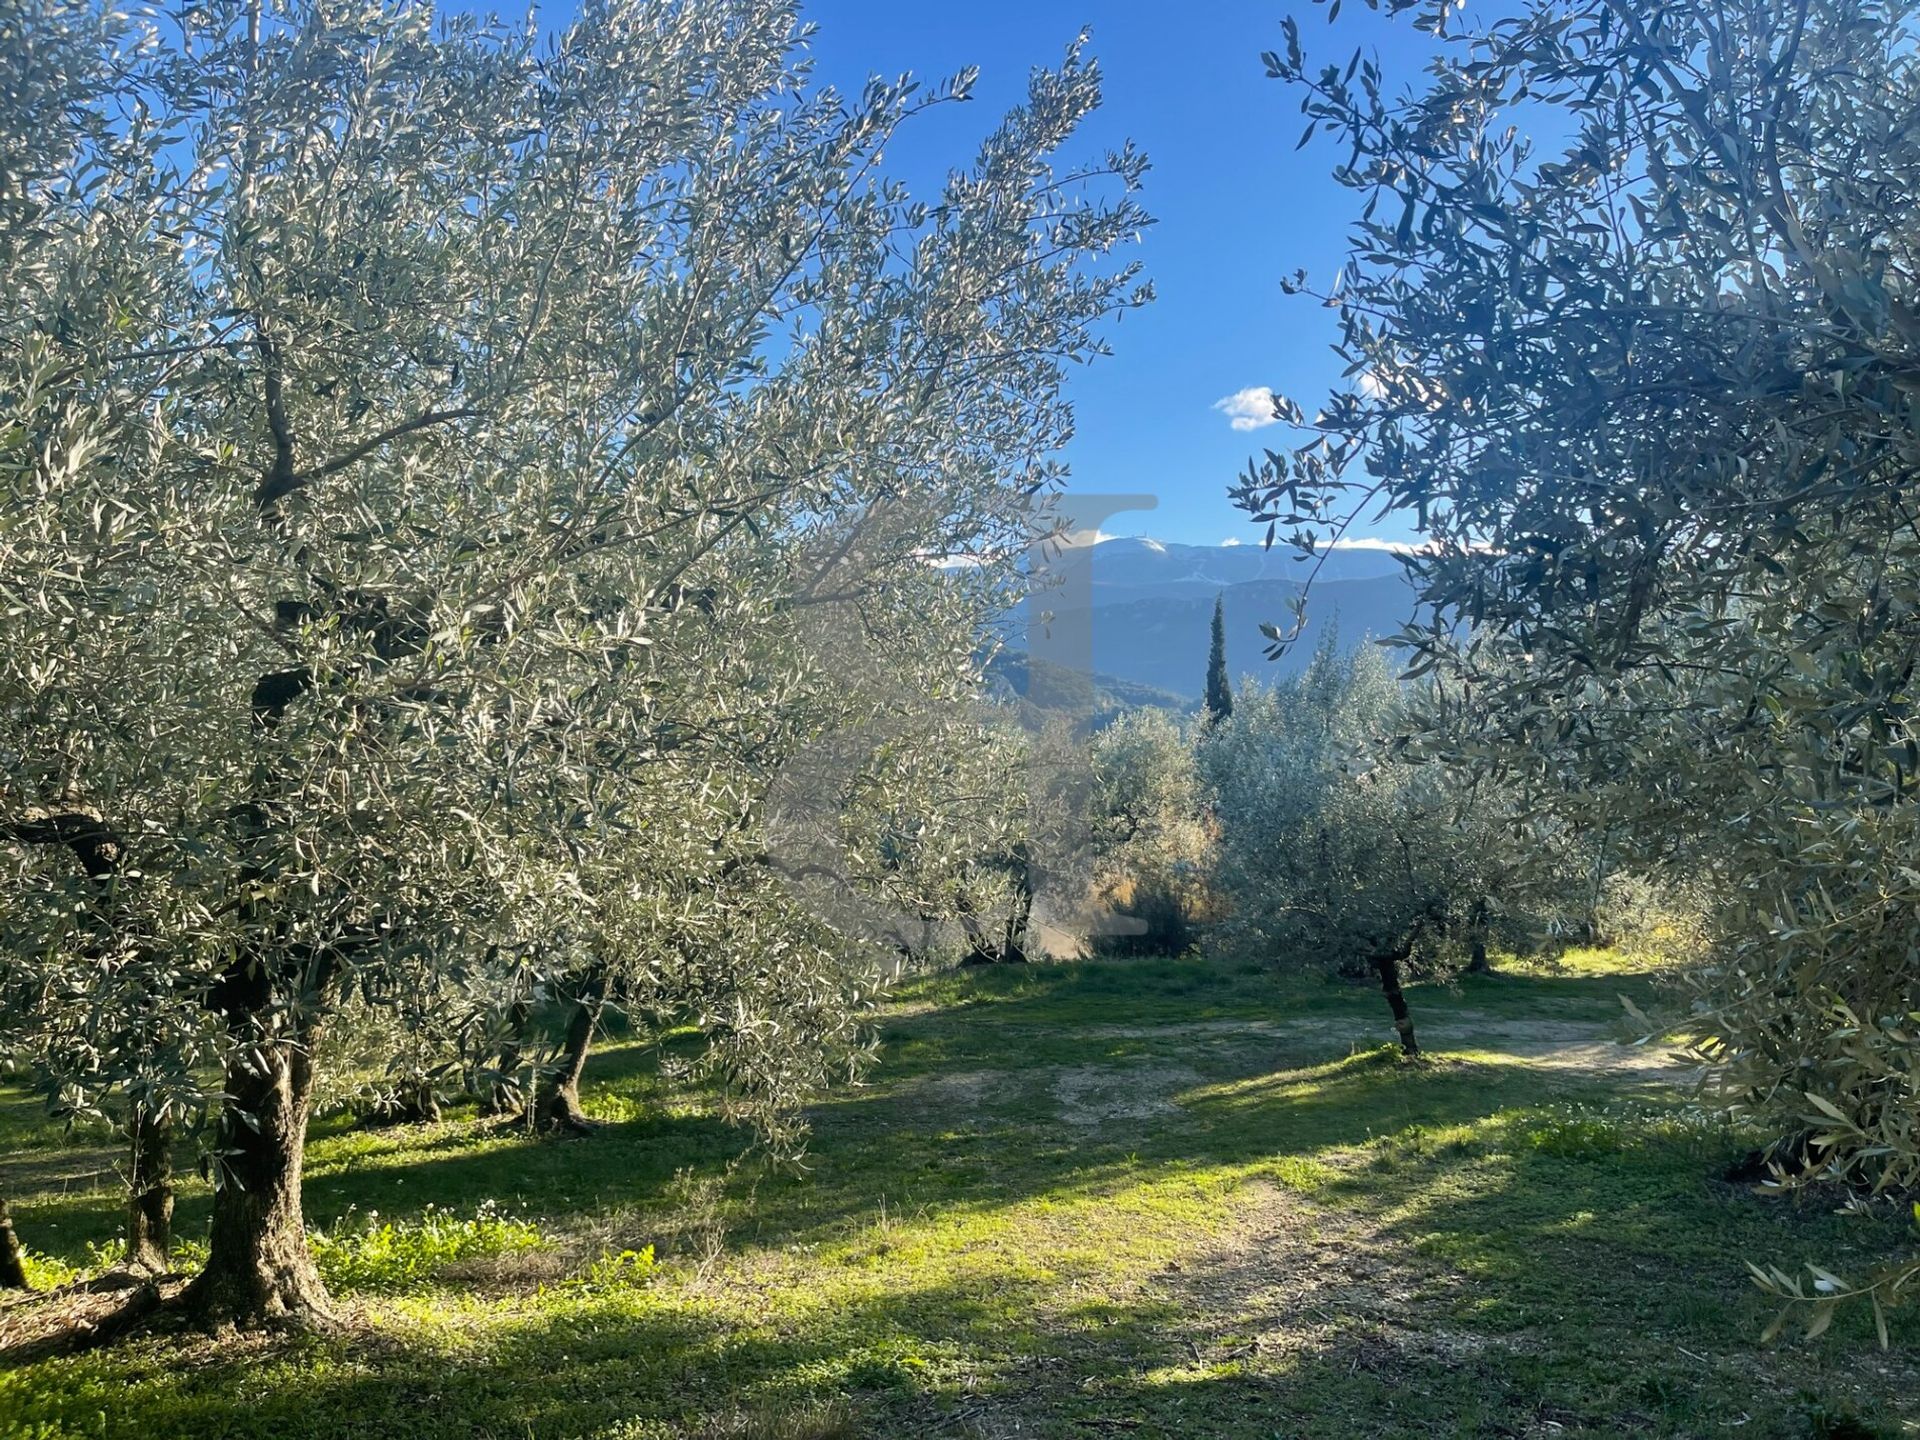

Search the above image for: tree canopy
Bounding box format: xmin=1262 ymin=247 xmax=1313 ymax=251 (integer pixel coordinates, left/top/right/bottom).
xmin=1240 ymin=0 xmax=1920 ymax=1331
xmin=0 ymin=0 xmax=1147 ymax=1325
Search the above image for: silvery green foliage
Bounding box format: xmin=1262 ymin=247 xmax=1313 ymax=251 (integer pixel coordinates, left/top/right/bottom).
xmin=1087 ymin=706 xmax=1214 ymax=953
xmin=1197 ymin=638 xmax=1490 ymax=974
xmin=0 ymin=0 xmax=225 ymax=1133
xmin=809 ymin=701 xmax=1031 ymax=968
xmin=1238 ymin=0 xmax=1920 ymax=1204
xmin=0 ymin=0 xmax=1148 ymax=1144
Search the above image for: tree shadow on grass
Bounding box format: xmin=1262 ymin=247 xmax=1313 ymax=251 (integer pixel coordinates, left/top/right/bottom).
xmin=1138 ymin=1085 xmax=1920 ymax=1439
xmin=0 ymin=1033 xmax=744 ymax=1266
xmin=871 ymin=962 xmax=1661 ymax=1093
xmin=0 ymin=962 xmax=1657 ymax=1249
xmin=10 ymin=1175 xmax=1899 ymax=1440
xmin=3 ymin=1267 xmax=1155 ymax=1438
xmin=6 ymin=967 xmax=1907 ymax=1439
xmin=929 ymin=959 xmax=1593 ymax=1055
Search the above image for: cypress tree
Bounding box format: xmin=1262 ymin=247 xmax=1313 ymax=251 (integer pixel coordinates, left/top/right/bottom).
xmin=1205 ymin=594 xmax=1233 ymax=723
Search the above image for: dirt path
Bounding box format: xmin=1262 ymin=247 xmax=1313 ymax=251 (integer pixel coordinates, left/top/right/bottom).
xmin=890 ymin=1007 xmax=1693 ymax=1141
xmin=1077 ymin=1010 xmax=1692 ymax=1081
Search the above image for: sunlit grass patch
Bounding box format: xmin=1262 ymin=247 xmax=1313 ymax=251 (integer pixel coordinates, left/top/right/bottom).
xmin=310 ymin=1201 xmax=548 ymax=1294
xmin=1 ymin=954 xmax=1915 ymax=1439
xmin=1506 ymin=944 xmax=1678 ymax=978
xmin=1263 ymin=1154 xmax=1338 ymax=1192
xmin=1513 ymin=1102 xmax=1745 ymax=1165
xmin=18 ymin=1251 xmax=85 ymax=1291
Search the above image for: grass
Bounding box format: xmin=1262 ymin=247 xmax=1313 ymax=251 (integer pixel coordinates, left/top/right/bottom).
xmin=0 ymin=952 xmax=1914 ymax=1438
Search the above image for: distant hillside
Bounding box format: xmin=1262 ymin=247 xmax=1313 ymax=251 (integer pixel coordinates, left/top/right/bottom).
xmin=983 ymin=649 xmax=1194 ymax=721
xmin=1069 ymin=535 xmax=1418 ymax=598
xmin=998 ymin=538 xmax=1424 ymax=703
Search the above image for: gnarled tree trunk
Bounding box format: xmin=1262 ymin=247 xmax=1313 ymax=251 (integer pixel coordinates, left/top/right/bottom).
xmin=1466 ymin=899 xmax=1492 ymax=975
xmin=124 ymin=1108 xmax=173 ymax=1275
xmin=0 ymin=1195 xmax=31 ymax=1290
xmin=957 ymin=889 xmax=1029 ymax=965
xmin=1372 ymin=941 xmax=1420 ymax=1057
xmin=184 ymin=1008 xmax=332 ymax=1328
xmin=534 ymin=969 xmax=605 ymax=1133
xmin=1001 ymin=849 xmax=1034 ymax=964
xmin=957 ymin=897 xmax=1000 ymax=965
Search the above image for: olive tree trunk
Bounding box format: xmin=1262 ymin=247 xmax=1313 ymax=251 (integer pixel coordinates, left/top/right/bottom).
xmin=0 ymin=1195 xmax=31 ymax=1290
xmin=124 ymin=1109 xmax=173 ymax=1274
xmin=184 ymin=1017 xmax=332 ymax=1327
xmin=1466 ymin=899 xmax=1492 ymax=975
xmin=359 ymin=1081 xmax=441 ymax=1128
xmin=957 ymin=890 xmax=1028 ymax=965
xmin=534 ymin=970 xmax=605 ymax=1133
xmin=1372 ymin=942 xmax=1420 ymax=1058
xmin=956 ymin=893 xmax=999 ymax=965
xmin=1001 ymin=856 xmax=1035 ymax=965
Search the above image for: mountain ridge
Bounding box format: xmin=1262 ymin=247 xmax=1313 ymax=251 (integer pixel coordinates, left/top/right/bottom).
xmin=1001 ymin=537 xmax=1423 ymax=703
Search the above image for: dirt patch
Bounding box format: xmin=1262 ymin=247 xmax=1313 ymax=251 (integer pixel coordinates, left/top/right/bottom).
xmin=891 ymin=1069 xmax=1011 ymax=1119
xmin=1051 ymin=1064 xmax=1202 ymax=1129
xmin=1149 ymin=1177 xmax=1920 ymax=1433
xmin=1155 ymin=1180 xmax=1485 ymax=1365
xmin=1419 ymin=1017 xmax=1693 ymax=1080
xmin=1080 ymin=1019 xmax=1285 ymax=1041
xmin=891 ymin=1059 xmax=1217 ymax=1131
xmin=0 ymin=1145 xmax=121 ymax=1201
xmin=1083 ymin=1011 xmax=1693 ymax=1084
xmin=434 ymin=1249 xmax=571 ymax=1297
xmin=890 ymin=994 xmax=1688 ymax=1091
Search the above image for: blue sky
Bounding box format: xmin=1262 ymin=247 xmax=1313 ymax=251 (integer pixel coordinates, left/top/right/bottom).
xmin=431 ymin=1 xmax=1451 ymax=546
xmin=802 ymin=2 xmax=1447 ymax=548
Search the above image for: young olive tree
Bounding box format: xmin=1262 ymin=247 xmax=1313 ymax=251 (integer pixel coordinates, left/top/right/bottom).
xmin=1200 ymin=639 xmax=1516 ymax=1054
xmin=0 ymin=0 xmax=1146 ymax=1327
xmin=584 ymin=583 xmax=1026 ymax=1130
xmin=1087 ymin=707 xmax=1215 ymax=955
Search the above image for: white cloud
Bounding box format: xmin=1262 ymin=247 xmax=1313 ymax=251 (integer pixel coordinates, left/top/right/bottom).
xmin=1212 ymin=386 xmax=1280 ymax=432
xmin=1220 ymin=538 xmax=1243 ymax=547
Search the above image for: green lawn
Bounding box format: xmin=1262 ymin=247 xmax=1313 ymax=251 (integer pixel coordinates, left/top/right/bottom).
xmin=1 ymin=954 xmax=1914 ymax=1438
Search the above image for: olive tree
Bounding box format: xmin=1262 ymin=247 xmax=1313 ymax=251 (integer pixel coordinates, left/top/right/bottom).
xmin=1199 ymin=640 xmax=1508 ymax=1054
xmin=1087 ymin=707 xmax=1215 ymax=955
xmin=0 ymin=0 xmax=1146 ymax=1327
xmin=1241 ymin=0 xmax=1920 ymax=1329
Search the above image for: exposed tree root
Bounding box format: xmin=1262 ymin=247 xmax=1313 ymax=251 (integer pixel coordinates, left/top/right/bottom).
xmin=0 ymin=1273 xmax=178 ymax=1363
xmin=532 ymin=1085 xmax=605 ymax=1135
xmin=0 ymin=1262 xmax=360 ymax=1363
